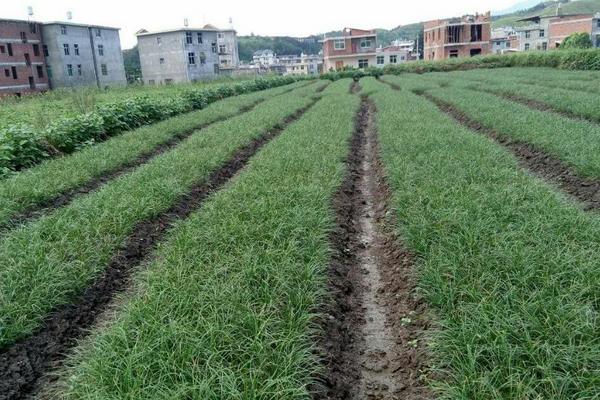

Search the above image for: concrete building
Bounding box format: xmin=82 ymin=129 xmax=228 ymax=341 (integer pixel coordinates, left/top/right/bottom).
xmin=42 ymin=22 xmax=126 ymax=89
xmin=491 ymin=27 xmax=518 ymax=54
xmin=277 ymin=53 xmax=322 ymax=75
xmin=322 ymin=28 xmax=378 ymax=71
xmin=252 ymin=49 xmax=277 ymax=66
xmin=136 ymin=27 xmax=220 ymax=85
xmin=423 ymin=12 xmax=491 ymax=60
xmin=375 ymin=45 xmax=415 ymax=67
xmin=0 ymin=19 xmax=49 ymax=97
xmin=390 ymin=39 xmax=416 ymax=52
xmin=514 ymin=16 xmax=550 ymax=51
xmin=214 ymin=27 xmax=239 ymax=68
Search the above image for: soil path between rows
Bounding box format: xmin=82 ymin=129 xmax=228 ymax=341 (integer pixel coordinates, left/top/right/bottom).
xmin=2 ymin=82 xmax=314 ymax=234
xmin=318 ymin=94 xmax=431 ymax=400
xmin=0 ymin=96 xmax=321 ymax=400
xmin=421 ymin=92 xmax=600 ymax=211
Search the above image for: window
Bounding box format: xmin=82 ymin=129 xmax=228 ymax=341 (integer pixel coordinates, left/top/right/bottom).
xmin=525 ymin=31 xmax=531 ymax=39
xmin=33 ymin=44 xmax=40 ymax=56
xmin=159 ymin=57 xmax=165 ymax=64
xmin=164 ymin=78 xmax=173 ymax=85
xmin=470 ymin=25 xmax=482 ymax=42
xmin=360 ymin=38 xmax=372 ymax=48
xmin=7 ymin=43 xmax=12 ymax=56
xmin=199 ymin=52 xmax=206 ymax=64
xmin=61 ymin=25 xmax=67 ymax=35
xmin=4 ymin=69 xmax=9 ymax=77
xmin=29 ymin=23 xmax=37 ymax=34
xmin=101 ymin=64 xmax=108 ymax=75
xmin=77 ymin=64 xmax=82 ymax=75
xmin=214 ymin=63 xmax=220 ymax=74
xmin=24 ymin=53 xmax=31 ymax=66
xmin=29 ymin=77 xmax=35 ymax=89
xmin=148 ymin=79 xmax=155 ymax=85
xmin=218 ymin=32 xmax=224 ymax=39
xmin=597 ymin=20 xmax=600 ymax=28
xmin=334 ymin=39 xmax=345 ymax=50
xmin=542 ymin=42 xmax=548 ymax=50
xmin=20 ymin=32 xmax=27 ymax=42
xmin=98 ymin=44 xmax=104 ymax=56
xmin=389 ymin=55 xmax=397 ymax=63
xmin=377 ymin=55 xmax=384 ymax=65
xmin=211 ymin=42 xmax=217 ymax=53
xmin=358 ymin=59 xmax=368 ymax=68
xmin=188 ymin=52 xmax=196 ymax=65
xmin=42 ymin=45 xmax=48 ymax=57
xmin=197 ymin=32 xmax=203 ymax=43
xmin=449 ymin=49 xmax=459 ymax=58
xmin=71 ymin=43 xmax=78 ymax=56
xmin=157 ymin=36 xmax=162 ymax=45
xmin=11 ymin=66 xmax=17 ymax=79
xmin=219 ymin=44 xmax=226 ymax=54
xmin=524 ymin=43 xmax=530 ymax=51
xmin=67 ymin=64 xmax=73 ymax=76
xmin=539 ymin=29 xmax=545 ymax=38
xmin=186 ymin=32 xmax=193 ymax=44
xmin=36 ymin=65 xmax=44 ymax=78
xmin=0 ymin=45 xmax=6 ymax=54
xmin=95 ymin=28 xmax=101 ymax=37
xmin=46 ymin=65 xmax=52 ymax=78
xmin=63 ymin=43 xmax=70 ymax=56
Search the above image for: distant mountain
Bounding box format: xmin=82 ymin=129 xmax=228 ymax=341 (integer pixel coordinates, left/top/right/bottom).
xmin=493 ymin=0 xmax=545 ymax=16
xmin=492 ymin=0 xmax=600 ymax=27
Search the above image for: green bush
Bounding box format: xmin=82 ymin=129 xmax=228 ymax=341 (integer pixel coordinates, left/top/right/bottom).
xmin=0 ymin=125 xmax=47 ymax=173
xmin=561 ymin=32 xmax=593 ymax=50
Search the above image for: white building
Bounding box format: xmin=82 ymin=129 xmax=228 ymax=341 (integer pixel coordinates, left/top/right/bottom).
xmin=277 ymin=53 xmax=322 ymax=75
xmin=375 ymin=46 xmax=413 ymax=67
xmin=252 ymin=49 xmax=277 ymax=66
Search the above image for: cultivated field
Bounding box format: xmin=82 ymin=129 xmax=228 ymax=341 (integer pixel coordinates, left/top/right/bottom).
xmin=1 ymin=67 xmax=600 ymax=400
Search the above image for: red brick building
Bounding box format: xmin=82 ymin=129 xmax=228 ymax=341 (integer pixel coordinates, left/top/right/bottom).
xmin=548 ymin=14 xmax=596 ymax=49
xmin=0 ymin=19 xmax=49 ymax=97
xmin=423 ymin=12 xmax=492 ymax=60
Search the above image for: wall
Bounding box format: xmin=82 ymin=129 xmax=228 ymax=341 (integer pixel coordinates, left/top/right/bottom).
xmin=424 ymin=14 xmax=491 ymax=60
xmin=217 ymin=30 xmax=239 ymax=67
xmin=0 ymin=19 xmax=48 ymax=96
xmin=548 ymin=15 xmax=593 ymax=49
xmin=92 ymin=28 xmax=127 ymax=87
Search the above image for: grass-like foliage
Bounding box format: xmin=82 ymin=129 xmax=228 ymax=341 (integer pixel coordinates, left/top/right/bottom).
xmin=0 ymin=82 xmax=320 ymax=348
xmin=58 ymin=80 xmax=358 ymax=399
xmin=0 ymin=81 xmax=311 ymax=228
xmin=362 ymin=76 xmax=600 ymax=399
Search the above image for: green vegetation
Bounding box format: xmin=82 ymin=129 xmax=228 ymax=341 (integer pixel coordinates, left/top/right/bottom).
xmin=59 ymin=80 xmax=357 ymax=399
xmin=0 ymin=75 xmax=309 ymax=177
xmin=492 ymin=0 xmax=600 ymax=28
xmin=238 ymin=35 xmax=322 ymax=62
xmin=0 ymin=81 xmax=312 ymax=228
xmin=561 ymin=32 xmax=594 ymax=49
xmin=362 ymin=76 xmax=600 ymax=399
xmin=0 ymin=82 xmax=319 ymax=347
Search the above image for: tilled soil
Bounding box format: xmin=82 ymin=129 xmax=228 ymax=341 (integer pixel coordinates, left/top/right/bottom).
xmin=0 ymin=97 xmax=321 ymax=400
xmin=423 ymin=93 xmax=600 ymax=211
xmin=318 ymin=96 xmax=431 ymax=400
xmin=2 ymin=82 xmax=311 ymax=233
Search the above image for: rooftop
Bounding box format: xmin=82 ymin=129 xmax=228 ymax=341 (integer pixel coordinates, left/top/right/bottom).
xmin=44 ymin=21 xmax=120 ymax=30
xmin=136 ymin=24 xmax=235 ymax=37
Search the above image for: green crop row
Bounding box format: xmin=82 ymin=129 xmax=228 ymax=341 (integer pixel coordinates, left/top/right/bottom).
xmin=361 ymin=76 xmax=600 ymax=399
xmin=0 ymin=81 xmax=320 ymax=348
xmin=0 ymin=81 xmax=313 ymax=229
xmin=55 ymin=79 xmax=359 ymax=399
xmin=0 ymin=75 xmax=311 ymax=177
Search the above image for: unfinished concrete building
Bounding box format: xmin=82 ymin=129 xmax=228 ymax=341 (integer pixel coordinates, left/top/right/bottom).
xmin=423 ymin=12 xmax=491 ymax=60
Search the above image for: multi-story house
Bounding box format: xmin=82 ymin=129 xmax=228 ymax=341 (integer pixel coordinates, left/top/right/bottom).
xmin=375 ymin=45 xmax=414 ymax=67
xmin=0 ymin=19 xmax=49 ymax=97
xmin=423 ymin=12 xmax=491 ymax=60
xmin=514 ymin=16 xmax=550 ymax=51
xmin=491 ymin=27 xmax=518 ymax=53
xmin=278 ymin=53 xmax=322 ymax=75
xmin=136 ymin=27 xmax=220 ymax=84
xmin=42 ymin=22 xmax=126 ymax=89
xmin=215 ymin=28 xmax=239 ymax=68
xmin=322 ymin=28 xmax=379 ymax=71
xmin=252 ymin=49 xmax=277 ymax=66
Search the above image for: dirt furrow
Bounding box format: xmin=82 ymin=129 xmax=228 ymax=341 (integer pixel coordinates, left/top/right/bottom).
xmin=0 ymin=97 xmax=321 ymax=400
xmin=318 ymin=97 xmax=430 ymax=400
xmin=2 ymin=82 xmax=312 ymax=234
xmin=421 ymin=92 xmax=600 ymax=211
xmin=378 ymin=78 xmax=401 ymax=91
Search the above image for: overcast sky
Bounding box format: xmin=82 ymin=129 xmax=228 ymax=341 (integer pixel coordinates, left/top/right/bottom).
xmin=5 ymin=0 xmax=523 ymax=49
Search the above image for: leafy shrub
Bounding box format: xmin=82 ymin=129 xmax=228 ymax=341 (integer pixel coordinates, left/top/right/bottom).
xmin=561 ymin=33 xmax=593 ymax=50
xmin=0 ymin=125 xmax=48 ymax=173
xmin=46 ymin=113 xmax=104 ymax=153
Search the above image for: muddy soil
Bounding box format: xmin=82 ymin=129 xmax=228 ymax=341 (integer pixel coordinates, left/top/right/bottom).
xmin=0 ymin=98 xmax=320 ymax=400
xmin=318 ymin=97 xmax=431 ymax=400
xmin=423 ymin=93 xmax=600 ymax=211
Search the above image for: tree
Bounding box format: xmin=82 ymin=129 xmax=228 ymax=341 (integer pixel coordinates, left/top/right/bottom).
xmin=560 ymin=32 xmax=592 ymax=50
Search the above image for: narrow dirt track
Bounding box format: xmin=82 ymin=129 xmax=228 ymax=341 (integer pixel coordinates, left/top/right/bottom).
xmin=421 ymin=92 xmax=600 ymax=211
xmin=2 ymin=82 xmax=314 ymax=234
xmin=0 ymin=97 xmax=321 ymax=400
xmin=319 ymin=94 xmax=430 ymax=400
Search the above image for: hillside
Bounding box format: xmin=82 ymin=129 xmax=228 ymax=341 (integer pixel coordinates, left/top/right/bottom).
xmin=493 ymin=0 xmax=600 ymax=27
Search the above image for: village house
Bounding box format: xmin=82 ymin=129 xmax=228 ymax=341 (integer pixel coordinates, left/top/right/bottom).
xmin=136 ymin=26 xmax=220 ymax=85
xmin=491 ymin=27 xmax=518 ymax=54
xmin=252 ymin=49 xmax=277 ymax=66
xmin=423 ymin=12 xmax=491 ymax=60
xmin=0 ymin=19 xmax=49 ymax=97
xmin=375 ymin=45 xmax=414 ymax=66
xmin=277 ymin=53 xmax=322 ymax=75
xmin=321 ymin=28 xmax=378 ymax=71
